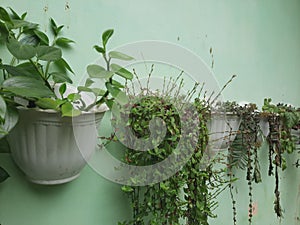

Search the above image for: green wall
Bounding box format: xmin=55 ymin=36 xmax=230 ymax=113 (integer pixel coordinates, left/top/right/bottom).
xmin=0 ymin=0 xmax=299 ymax=225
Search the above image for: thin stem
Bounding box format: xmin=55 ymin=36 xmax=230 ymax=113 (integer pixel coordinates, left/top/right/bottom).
xmin=146 ymin=64 xmax=154 ymax=95
xmin=210 ymin=74 xmax=237 ymax=105
xmin=85 ymin=53 xmax=111 ymax=111
xmin=29 ymin=59 xmax=53 ymax=91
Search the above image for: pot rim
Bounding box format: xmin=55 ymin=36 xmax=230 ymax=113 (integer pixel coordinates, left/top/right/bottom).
xmin=16 ymin=104 xmax=109 ymax=115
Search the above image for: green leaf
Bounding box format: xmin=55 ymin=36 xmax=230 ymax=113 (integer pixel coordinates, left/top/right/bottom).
xmin=109 ymin=51 xmax=134 ymax=61
xmin=0 ymin=7 xmax=12 ymax=23
xmin=6 ymin=37 xmax=36 ymax=60
xmin=283 ymin=111 xmax=299 ymax=128
xmin=0 ymin=95 xmax=6 ymax=120
xmin=54 ymin=58 xmax=74 ymax=74
xmin=50 ymin=18 xmax=64 ymax=36
xmin=36 ymin=46 xmax=62 ymax=61
xmin=102 ymin=29 xmax=114 ymax=48
xmin=105 ymin=99 xmax=114 ymax=109
xmin=160 ymin=182 xmax=169 ymax=191
xmin=111 ymin=79 xmax=125 ymax=88
xmin=55 ymin=99 xmax=67 ymax=107
xmin=77 ymin=86 xmax=92 ymax=92
xmin=21 ymin=12 xmax=27 ymax=20
xmin=67 ymin=93 xmax=81 ymax=101
xmin=33 ymin=30 xmax=49 ymax=45
xmin=91 ymin=88 xmax=106 ymax=96
xmin=87 ymin=64 xmax=114 ymax=79
xmin=85 ymin=78 xmax=94 ymax=87
xmin=35 ymin=98 xmax=59 ymax=110
xmin=105 ymin=82 xmax=120 ymax=97
xmin=105 ymin=82 xmax=129 ymax=105
xmin=11 ymin=20 xmax=38 ymax=30
xmin=0 ymin=21 xmax=9 ymax=41
xmin=115 ymin=90 xmax=129 ymax=105
xmin=2 ymin=76 xmax=54 ymax=98
xmin=55 ymin=37 xmax=74 ymax=48
xmin=52 ymin=72 xmax=73 ymax=84
xmin=121 ymin=185 xmax=134 ymax=193
xmin=61 ymin=102 xmax=81 ymax=117
xmin=16 ymin=62 xmax=42 ymax=79
xmin=0 ymin=106 xmax=18 ymax=139
xmin=93 ymin=45 xmax=105 ymax=54
xmin=0 ymin=166 xmax=9 ymax=183
xmin=59 ymin=83 xmax=67 ymax=97
xmin=1 ymin=63 xmax=42 ymax=80
xmin=111 ymin=64 xmax=133 ymax=80
xmin=8 ymin=7 xmax=21 ymax=20
xmin=50 ymin=18 xmax=58 ymax=36
xmin=56 ymin=25 xmax=64 ymax=35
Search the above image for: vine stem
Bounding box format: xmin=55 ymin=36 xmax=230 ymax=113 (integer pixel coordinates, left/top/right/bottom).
xmin=227 ymin=147 xmax=237 ymax=225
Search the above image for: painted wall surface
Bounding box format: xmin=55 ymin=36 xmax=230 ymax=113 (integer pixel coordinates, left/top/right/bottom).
xmin=0 ymin=0 xmax=299 ymax=225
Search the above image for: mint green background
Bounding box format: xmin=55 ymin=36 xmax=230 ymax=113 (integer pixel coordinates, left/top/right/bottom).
xmin=0 ymin=0 xmax=299 ymax=225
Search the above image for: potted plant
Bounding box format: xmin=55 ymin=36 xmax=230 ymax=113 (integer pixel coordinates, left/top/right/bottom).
xmin=226 ymin=99 xmax=300 ymax=224
xmin=226 ymin=103 xmax=263 ymax=225
xmin=101 ymin=69 xmax=233 ymax=225
xmin=0 ymin=7 xmax=133 ymax=184
xmin=261 ymin=98 xmax=300 ymax=217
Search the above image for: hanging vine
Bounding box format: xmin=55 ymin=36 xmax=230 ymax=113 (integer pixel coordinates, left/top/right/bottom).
xmin=113 ymin=68 xmax=232 ymax=225
xmin=262 ymin=98 xmax=300 ymax=218
xmin=228 ymin=103 xmax=262 ymax=225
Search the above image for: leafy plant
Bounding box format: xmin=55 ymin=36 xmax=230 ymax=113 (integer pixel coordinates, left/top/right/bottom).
xmin=108 ymin=69 xmax=231 ymax=225
xmin=0 ymin=6 xmax=133 ymax=133
xmin=262 ymin=98 xmax=300 ymax=217
xmin=78 ymin=29 xmax=134 ymax=111
xmin=227 ymin=99 xmax=299 ymax=223
xmin=0 ymin=7 xmax=134 ymax=184
xmin=0 ymin=6 xmax=76 ymax=119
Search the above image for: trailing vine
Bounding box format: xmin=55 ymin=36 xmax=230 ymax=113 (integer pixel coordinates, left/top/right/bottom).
xmin=113 ymin=68 xmax=231 ymax=225
xmin=262 ymin=98 xmax=300 ymax=218
xmin=228 ymin=103 xmax=262 ymax=225
xmin=105 ymin=68 xmax=299 ymax=224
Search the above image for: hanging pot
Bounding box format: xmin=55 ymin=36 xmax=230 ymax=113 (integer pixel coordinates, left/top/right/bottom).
xmin=207 ymin=112 xmax=241 ymax=151
xmin=7 ymin=106 xmax=107 ymax=185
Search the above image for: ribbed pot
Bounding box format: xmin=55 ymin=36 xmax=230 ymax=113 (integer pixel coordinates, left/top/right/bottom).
xmin=7 ymin=107 xmax=106 ymax=185
xmin=207 ymin=113 xmax=241 ymax=151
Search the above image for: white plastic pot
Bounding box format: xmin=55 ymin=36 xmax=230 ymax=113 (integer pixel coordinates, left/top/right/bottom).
xmin=7 ymin=106 xmax=107 ymax=185
xmin=207 ymin=113 xmax=241 ymax=151
xmin=258 ymin=116 xmax=270 ymax=137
